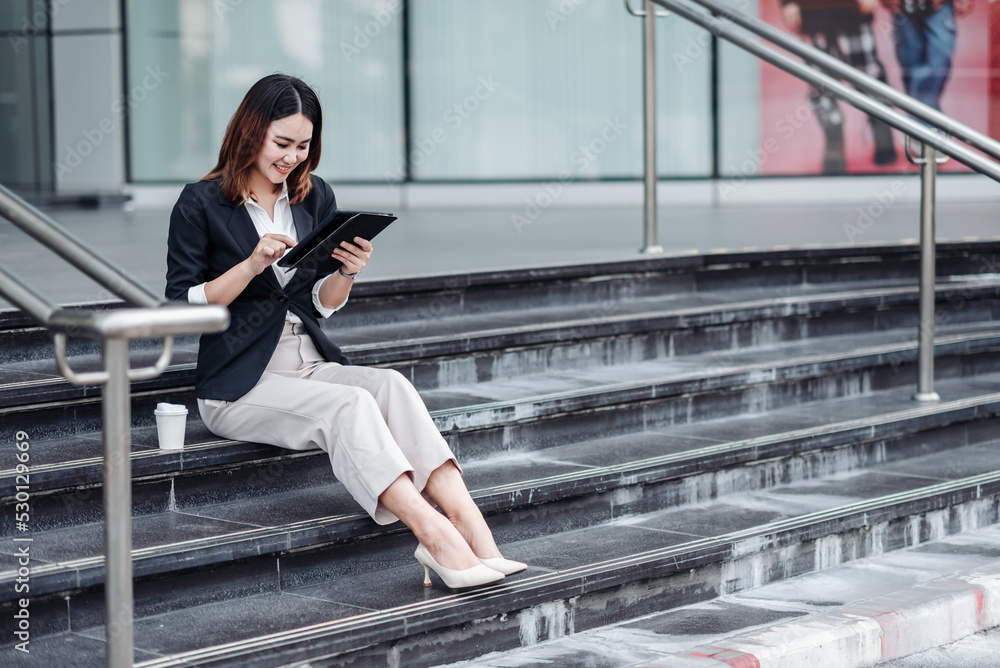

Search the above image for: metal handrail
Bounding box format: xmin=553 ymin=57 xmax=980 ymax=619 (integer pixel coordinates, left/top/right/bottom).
xmin=638 ymin=0 xmax=1000 ymax=403
xmin=681 ymin=0 xmax=1000 ymax=164
xmin=0 ymin=264 xmax=59 ymax=324
xmin=0 ymin=184 xmax=228 ymax=668
xmin=0 ymin=183 xmax=162 ymax=307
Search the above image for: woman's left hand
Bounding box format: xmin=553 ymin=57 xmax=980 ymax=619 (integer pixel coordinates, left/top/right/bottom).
xmin=332 ymin=236 xmax=373 ymax=276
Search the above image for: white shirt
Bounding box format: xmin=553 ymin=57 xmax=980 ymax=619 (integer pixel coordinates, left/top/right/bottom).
xmin=186 ymin=184 xmax=346 ymax=320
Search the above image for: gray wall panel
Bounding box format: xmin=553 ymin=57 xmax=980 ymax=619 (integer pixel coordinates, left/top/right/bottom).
xmin=52 ymin=33 xmax=125 ymax=192
xmin=50 ymin=0 xmax=119 ymax=32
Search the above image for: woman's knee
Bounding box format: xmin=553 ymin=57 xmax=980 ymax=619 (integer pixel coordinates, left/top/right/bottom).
xmin=372 ymin=366 xmax=408 ymax=383
xmin=369 ymin=367 xmax=416 ymax=396
xmin=322 ymin=385 xmax=382 ymax=421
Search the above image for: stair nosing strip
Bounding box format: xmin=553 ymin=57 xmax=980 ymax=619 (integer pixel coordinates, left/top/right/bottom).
xmin=0 ymin=439 xmax=239 ymax=479
xmin=0 ymin=512 xmax=363 ymax=580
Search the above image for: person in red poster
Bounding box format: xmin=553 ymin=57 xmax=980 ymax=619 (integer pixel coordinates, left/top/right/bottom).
xmin=882 ymin=0 xmax=973 ymax=111
xmin=780 ymin=0 xmax=898 ymax=173
xmin=992 ymin=1 xmax=1000 ymax=140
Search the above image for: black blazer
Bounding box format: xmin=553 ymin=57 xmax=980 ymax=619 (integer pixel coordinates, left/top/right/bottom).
xmin=166 ymin=175 xmax=349 ymax=401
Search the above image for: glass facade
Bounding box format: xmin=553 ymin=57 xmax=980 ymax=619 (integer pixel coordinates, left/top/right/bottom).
xmin=125 ymin=0 xmax=715 ymax=184
xmin=407 ymin=0 xmax=712 ymax=180
xmin=110 ymin=0 xmax=998 ymax=185
xmin=0 ymin=0 xmax=52 ymax=191
xmin=0 ymin=0 xmax=991 ymax=198
xmin=717 ymin=0 xmax=762 ymax=179
xmin=125 ymin=0 xmax=404 ymax=182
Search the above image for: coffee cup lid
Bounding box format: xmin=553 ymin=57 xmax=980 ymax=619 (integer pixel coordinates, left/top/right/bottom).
xmin=154 ymin=402 xmax=188 ymax=415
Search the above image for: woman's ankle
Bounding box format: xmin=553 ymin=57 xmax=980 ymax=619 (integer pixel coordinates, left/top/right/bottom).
xmin=418 ymin=517 xmax=480 ymax=570
xmin=448 ymin=512 xmax=502 ymax=560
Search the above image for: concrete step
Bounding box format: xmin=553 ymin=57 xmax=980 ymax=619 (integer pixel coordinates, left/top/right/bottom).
xmin=5 ymin=397 xmax=994 ymax=597
xmin=4 ymin=438 xmax=998 ymax=666
xmin=1 ymin=374 xmax=997 ymax=651
xmin=436 ymin=525 xmax=1000 ymax=668
xmin=0 ymin=244 xmax=996 ymax=665
xmin=1 ymin=240 xmax=995 ymax=349
xmin=3 ymin=276 xmax=997 ymax=409
xmin=320 ymin=242 xmax=1000 ymax=331
xmin=2 ymin=270 xmax=996 ymax=423
xmin=0 ymin=244 xmax=996 ymax=404
xmin=3 ymin=321 xmax=998 ymax=526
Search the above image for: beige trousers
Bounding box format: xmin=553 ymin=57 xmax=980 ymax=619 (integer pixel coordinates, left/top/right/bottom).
xmin=198 ymin=321 xmax=457 ymax=524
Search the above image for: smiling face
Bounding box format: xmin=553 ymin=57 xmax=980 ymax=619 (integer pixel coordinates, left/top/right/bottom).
xmin=250 ymin=112 xmax=313 ymax=195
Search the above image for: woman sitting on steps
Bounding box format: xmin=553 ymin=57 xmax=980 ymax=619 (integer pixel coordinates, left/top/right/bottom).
xmin=165 ymin=73 xmax=525 ymax=589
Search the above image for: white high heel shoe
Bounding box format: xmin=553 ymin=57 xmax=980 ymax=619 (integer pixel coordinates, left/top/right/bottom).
xmin=479 ymin=556 xmax=527 ymax=576
xmin=414 ymin=544 xmax=505 ymax=589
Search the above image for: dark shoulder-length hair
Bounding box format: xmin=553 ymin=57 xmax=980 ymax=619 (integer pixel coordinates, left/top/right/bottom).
xmin=203 ymin=74 xmax=322 ymax=205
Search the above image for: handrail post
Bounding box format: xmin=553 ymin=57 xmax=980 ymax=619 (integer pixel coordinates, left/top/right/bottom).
xmin=641 ymin=0 xmax=663 ymax=254
xmin=909 ymin=137 xmax=946 ymax=402
xmin=103 ymin=337 xmax=135 ymax=667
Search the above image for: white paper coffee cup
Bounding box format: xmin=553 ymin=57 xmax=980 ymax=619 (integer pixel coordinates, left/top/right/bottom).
xmin=154 ymin=402 xmax=188 ymax=450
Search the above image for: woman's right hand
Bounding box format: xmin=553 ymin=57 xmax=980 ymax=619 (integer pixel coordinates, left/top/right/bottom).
xmin=246 ymin=233 xmax=297 ymax=275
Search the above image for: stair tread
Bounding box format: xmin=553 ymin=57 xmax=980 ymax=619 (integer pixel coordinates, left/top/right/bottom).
xmin=325 ymin=278 xmax=918 ymax=345
xmin=332 ymin=277 xmax=999 ymax=350
xmin=1 ymin=246 xmax=999 ymax=665
xmin=3 ymin=375 xmax=996 ymax=590
xmin=7 ymin=441 xmax=998 ymax=666
xmin=0 ymin=276 xmax=995 ymax=415
xmin=1 ymin=274 xmax=994 ymax=384
xmin=4 ymin=367 xmax=999 ymax=499
xmin=418 ymin=321 xmax=999 ymax=412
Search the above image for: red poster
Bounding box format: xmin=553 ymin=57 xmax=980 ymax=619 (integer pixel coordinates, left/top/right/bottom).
xmin=759 ymin=0 xmax=990 ymax=175
xmin=991 ymin=0 xmax=1000 ymax=139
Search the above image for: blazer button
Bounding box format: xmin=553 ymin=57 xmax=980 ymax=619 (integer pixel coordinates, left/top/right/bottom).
xmin=277 ymin=295 xmax=289 ymax=304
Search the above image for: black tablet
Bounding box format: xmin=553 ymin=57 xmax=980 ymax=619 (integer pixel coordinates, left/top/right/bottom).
xmin=277 ymin=209 xmax=396 ymax=273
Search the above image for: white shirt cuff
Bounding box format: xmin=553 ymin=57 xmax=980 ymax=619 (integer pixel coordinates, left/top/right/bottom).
xmin=189 ymin=280 xmax=344 ymax=318
xmin=312 ymin=275 xmax=348 ymax=317
xmin=187 ymin=283 xmax=208 ymax=304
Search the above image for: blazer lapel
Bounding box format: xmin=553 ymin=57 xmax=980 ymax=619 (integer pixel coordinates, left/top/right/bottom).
xmin=288 ymin=204 xmax=319 ymax=287
xmin=227 ymin=205 xmax=261 ymax=260
xmin=291 ymin=202 xmax=314 ymax=241
xmin=226 ymin=204 xmax=282 ymax=290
